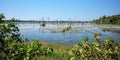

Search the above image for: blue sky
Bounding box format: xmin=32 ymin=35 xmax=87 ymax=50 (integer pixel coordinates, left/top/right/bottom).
xmin=0 ymin=0 xmax=120 ymax=21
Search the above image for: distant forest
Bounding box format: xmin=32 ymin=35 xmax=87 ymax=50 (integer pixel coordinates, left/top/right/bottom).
xmin=92 ymin=14 xmax=120 ymax=25
xmin=4 ymin=18 xmax=90 ymax=23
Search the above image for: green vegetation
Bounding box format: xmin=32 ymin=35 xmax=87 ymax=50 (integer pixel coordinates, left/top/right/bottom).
xmin=68 ymin=34 xmax=120 ymax=60
xmin=62 ymin=26 xmax=72 ymax=32
xmin=93 ymin=14 xmax=120 ymax=25
xmin=0 ymin=13 xmax=53 ymax=60
xmin=0 ymin=13 xmax=120 ymax=60
xmin=40 ymin=22 xmax=46 ymax=27
xmin=0 ymin=13 xmax=5 ymax=23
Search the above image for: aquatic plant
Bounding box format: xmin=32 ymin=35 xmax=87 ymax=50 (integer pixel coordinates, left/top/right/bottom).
xmin=40 ymin=22 xmax=46 ymax=27
xmin=62 ymin=26 xmax=72 ymax=32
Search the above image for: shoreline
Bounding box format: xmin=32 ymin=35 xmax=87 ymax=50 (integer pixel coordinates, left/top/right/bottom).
xmin=95 ymin=24 xmax=120 ymax=34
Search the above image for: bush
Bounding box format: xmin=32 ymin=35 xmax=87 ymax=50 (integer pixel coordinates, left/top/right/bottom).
xmin=68 ymin=33 xmax=120 ymax=60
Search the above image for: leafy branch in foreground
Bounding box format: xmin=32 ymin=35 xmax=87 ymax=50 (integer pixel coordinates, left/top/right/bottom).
xmin=68 ymin=33 xmax=120 ymax=60
xmin=0 ymin=13 xmax=53 ymax=60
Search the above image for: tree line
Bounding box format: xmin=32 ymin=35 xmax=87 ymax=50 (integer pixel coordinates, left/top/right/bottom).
xmin=92 ymin=14 xmax=120 ymax=25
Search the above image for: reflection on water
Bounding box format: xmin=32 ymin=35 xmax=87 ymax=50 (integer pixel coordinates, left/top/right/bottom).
xmin=17 ymin=23 xmax=120 ymax=45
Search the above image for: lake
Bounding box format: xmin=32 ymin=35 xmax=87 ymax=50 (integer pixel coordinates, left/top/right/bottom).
xmin=17 ymin=22 xmax=120 ymax=45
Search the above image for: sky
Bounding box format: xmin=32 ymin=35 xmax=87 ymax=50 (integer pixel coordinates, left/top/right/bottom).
xmin=0 ymin=0 xmax=120 ymax=21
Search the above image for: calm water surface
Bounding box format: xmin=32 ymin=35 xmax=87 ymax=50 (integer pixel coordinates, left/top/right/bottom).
xmin=17 ymin=23 xmax=120 ymax=45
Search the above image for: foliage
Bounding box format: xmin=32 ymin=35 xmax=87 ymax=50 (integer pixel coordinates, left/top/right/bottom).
xmin=0 ymin=13 xmax=21 ymax=59
xmin=0 ymin=13 xmax=53 ymax=60
xmin=0 ymin=13 xmax=5 ymax=23
xmin=1 ymin=40 xmax=53 ymax=60
xmin=62 ymin=26 xmax=72 ymax=32
xmin=68 ymin=33 xmax=120 ymax=60
xmin=10 ymin=17 xmax=17 ymax=22
xmin=92 ymin=14 xmax=120 ymax=25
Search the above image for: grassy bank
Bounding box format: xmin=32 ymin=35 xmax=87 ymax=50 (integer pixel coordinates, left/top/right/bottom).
xmin=1 ymin=34 xmax=120 ymax=60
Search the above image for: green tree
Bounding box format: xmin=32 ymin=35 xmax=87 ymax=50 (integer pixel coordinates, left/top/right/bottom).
xmin=0 ymin=13 xmax=53 ymax=60
xmin=10 ymin=17 xmax=16 ymax=22
xmin=0 ymin=13 xmax=21 ymax=59
xmin=92 ymin=14 xmax=120 ymax=25
xmin=0 ymin=13 xmax=5 ymax=23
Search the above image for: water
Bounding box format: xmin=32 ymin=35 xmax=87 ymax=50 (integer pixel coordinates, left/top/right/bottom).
xmin=17 ymin=23 xmax=120 ymax=45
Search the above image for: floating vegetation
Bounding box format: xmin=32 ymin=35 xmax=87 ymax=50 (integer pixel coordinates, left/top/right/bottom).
xmin=40 ymin=22 xmax=46 ymax=27
xmin=62 ymin=26 xmax=72 ymax=32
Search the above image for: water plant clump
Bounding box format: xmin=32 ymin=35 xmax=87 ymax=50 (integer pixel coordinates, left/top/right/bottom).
xmin=40 ymin=22 xmax=46 ymax=27
xmin=62 ymin=26 xmax=72 ymax=32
